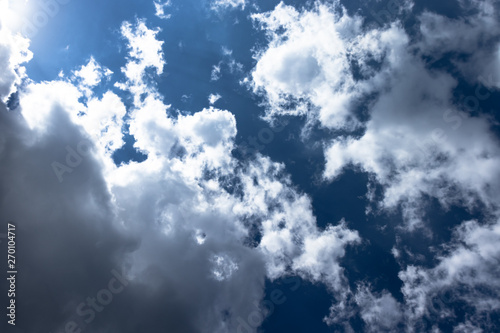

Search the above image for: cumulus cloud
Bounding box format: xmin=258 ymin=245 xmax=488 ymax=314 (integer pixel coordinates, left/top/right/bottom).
xmin=249 ymin=1 xmax=373 ymax=129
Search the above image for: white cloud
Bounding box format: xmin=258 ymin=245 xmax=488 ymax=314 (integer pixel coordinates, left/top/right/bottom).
xmin=323 ymin=56 xmax=500 ymax=228
xmin=221 ymin=46 xmax=232 ymax=56
xmin=250 ymin=2 xmax=398 ymax=129
xmin=154 ymin=0 xmax=172 ymax=20
xmin=209 ymin=93 xmax=222 ymax=105
xmin=210 ymin=48 xmax=243 ymax=82
xmin=211 ymin=63 xmax=222 ymax=81
xmin=0 ymin=3 xmax=32 ymax=101
xmin=418 ymin=0 xmax=500 ymax=89
xmin=81 ymin=91 xmax=126 ymax=154
xmin=112 ymin=90 xmax=361 ymax=330
xmin=211 ymin=253 xmax=239 ymax=281
xmin=418 ymin=0 xmax=498 ymax=59
xmin=398 ymin=218 xmax=500 ymax=331
xmin=232 ymin=155 xmax=361 ymax=317
xmin=73 ymin=56 xmax=113 ymax=88
xmin=353 ymin=286 xmax=403 ymax=332
xmin=115 ymin=19 xmax=165 ymax=104
xmin=121 ymin=20 xmax=165 ymax=74
xmin=19 ymin=79 xmax=84 ymax=132
xmin=19 ymin=76 xmax=125 ymax=157
xmin=211 ymin=0 xmax=247 ymax=12
xmin=291 ymin=221 xmax=360 ymax=291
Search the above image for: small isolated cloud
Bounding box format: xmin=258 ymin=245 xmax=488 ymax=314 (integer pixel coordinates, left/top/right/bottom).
xmin=115 ymin=19 xmax=165 ymax=104
xmin=154 ymin=0 xmax=172 ymax=19
xmin=181 ymin=93 xmax=192 ymax=103
xmin=73 ymin=56 xmax=113 ymax=88
xmin=221 ymin=46 xmax=232 ymax=56
xmin=208 ymin=93 xmax=221 ymax=105
xmin=211 ymin=62 xmax=222 ymax=81
xmin=210 ymin=47 xmax=243 ymax=81
xmin=120 ymin=19 xmax=165 ymax=77
xmin=211 ymin=0 xmax=247 ymax=12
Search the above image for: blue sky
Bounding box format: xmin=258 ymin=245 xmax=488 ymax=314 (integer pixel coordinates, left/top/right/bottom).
xmin=1 ymin=0 xmax=500 ymax=332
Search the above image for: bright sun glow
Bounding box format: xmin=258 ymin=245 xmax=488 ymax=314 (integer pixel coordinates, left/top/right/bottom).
xmin=1 ymin=0 xmax=35 ymax=34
